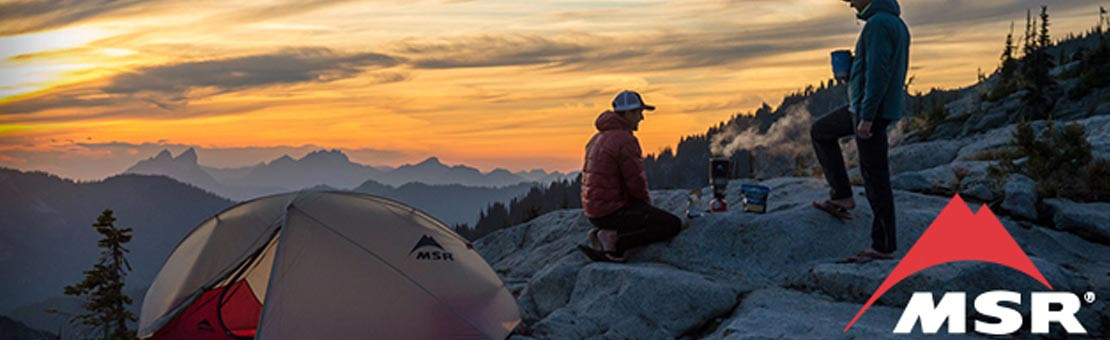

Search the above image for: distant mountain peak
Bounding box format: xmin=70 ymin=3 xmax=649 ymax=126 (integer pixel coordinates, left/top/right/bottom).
xmin=301 ymin=149 xmax=350 ymax=163
xmin=124 ymin=147 xmax=219 ymax=192
xmin=271 ymin=155 xmax=295 ymax=164
xmin=176 ymin=147 xmax=198 ymax=164
xmin=417 ymin=157 xmax=443 ymax=166
xmin=154 ymin=149 xmax=172 ymax=160
xmin=399 ymin=157 xmax=451 ymax=172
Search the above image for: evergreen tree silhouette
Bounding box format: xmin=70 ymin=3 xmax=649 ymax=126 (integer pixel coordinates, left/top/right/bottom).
xmin=463 ymin=176 xmax=584 ymax=240
xmin=1039 ymin=6 xmax=1051 ymax=49
xmin=1000 ymin=21 xmax=1018 ymax=81
xmin=1024 ymin=9 xmax=1034 ymax=58
xmin=1099 ymin=6 xmax=1107 ymax=33
xmin=988 ymin=21 xmax=1021 ymax=101
xmin=62 ymin=209 xmax=137 ymax=340
xmin=1015 ymin=6 xmax=1055 ymax=119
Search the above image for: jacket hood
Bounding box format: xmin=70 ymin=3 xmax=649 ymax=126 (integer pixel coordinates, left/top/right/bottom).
xmin=859 ymin=0 xmax=900 ymax=20
xmin=595 ymin=111 xmax=631 ymax=131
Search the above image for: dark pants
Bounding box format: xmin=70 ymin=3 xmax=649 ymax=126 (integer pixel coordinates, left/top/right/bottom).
xmin=588 ymin=200 xmax=682 ymax=257
xmin=810 ymin=105 xmax=897 ymax=253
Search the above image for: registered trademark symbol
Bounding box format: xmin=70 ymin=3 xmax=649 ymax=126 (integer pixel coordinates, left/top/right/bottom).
xmin=1084 ymin=292 xmax=1096 ymax=304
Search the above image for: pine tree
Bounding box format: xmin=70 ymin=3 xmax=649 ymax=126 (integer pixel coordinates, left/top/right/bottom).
xmin=1024 ymin=9 xmax=1034 ymax=58
xmin=1014 ymin=6 xmax=1055 ymax=119
xmin=1100 ymin=6 xmax=1107 ymax=33
xmin=1039 ymin=6 xmax=1051 ymax=50
xmin=463 ymin=177 xmax=584 ymax=241
xmin=987 ymin=21 xmax=1020 ymax=101
xmin=999 ymin=21 xmax=1019 ymax=83
xmin=63 ymin=209 xmax=137 ymax=340
xmin=1002 ymin=21 xmax=1016 ymax=68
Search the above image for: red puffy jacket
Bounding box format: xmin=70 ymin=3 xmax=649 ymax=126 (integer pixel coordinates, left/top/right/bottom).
xmin=581 ymin=111 xmax=651 ymax=218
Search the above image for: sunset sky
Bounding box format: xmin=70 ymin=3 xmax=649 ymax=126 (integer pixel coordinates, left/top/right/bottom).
xmin=1 ymin=0 xmax=1106 ymax=180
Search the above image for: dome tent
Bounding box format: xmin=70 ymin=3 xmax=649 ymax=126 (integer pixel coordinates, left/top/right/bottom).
xmin=139 ymin=191 xmax=521 ymax=339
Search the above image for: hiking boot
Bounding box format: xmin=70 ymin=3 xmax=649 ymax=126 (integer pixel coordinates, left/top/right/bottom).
xmin=586 ymin=228 xmax=602 ymax=250
xmin=596 ymin=229 xmax=625 ymax=262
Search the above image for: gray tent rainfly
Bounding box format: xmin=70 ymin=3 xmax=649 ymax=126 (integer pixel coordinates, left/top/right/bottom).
xmin=138 ymin=191 xmax=521 ymax=339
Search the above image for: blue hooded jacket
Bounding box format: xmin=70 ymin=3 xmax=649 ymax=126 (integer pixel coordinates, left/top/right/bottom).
xmin=848 ymin=0 xmax=910 ymax=122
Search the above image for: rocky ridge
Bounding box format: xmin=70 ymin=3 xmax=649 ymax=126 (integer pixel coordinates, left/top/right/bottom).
xmin=475 ymin=116 xmax=1110 ymax=339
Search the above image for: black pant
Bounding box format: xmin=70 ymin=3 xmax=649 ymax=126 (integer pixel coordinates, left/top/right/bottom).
xmin=810 ymin=105 xmax=897 ymax=253
xmin=588 ymin=200 xmax=682 ymax=257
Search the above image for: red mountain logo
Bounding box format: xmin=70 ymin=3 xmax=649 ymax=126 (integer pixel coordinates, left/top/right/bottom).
xmin=843 ymin=194 xmax=1052 ymax=332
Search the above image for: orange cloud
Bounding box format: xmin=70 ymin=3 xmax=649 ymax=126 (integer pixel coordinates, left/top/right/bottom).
xmin=1 ymin=0 xmax=1106 ymax=180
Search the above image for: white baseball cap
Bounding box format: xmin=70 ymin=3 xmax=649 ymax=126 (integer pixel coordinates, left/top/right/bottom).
xmin=612 ymin=90 xmax=655 ymax=112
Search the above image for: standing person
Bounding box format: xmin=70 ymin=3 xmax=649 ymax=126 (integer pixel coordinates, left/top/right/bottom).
xmin=810 ymin=0 xmax=910 ymax=263
xmin=579 ymin=90 xmax=682 ymax=263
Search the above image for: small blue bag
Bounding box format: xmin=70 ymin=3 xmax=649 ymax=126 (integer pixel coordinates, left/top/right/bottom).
xmin=741 ymin=184 xmax=770 ymax=213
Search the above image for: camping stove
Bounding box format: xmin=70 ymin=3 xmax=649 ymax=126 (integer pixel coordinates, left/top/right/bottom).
xmin=709 ymin=158 xmax=731 ymax=212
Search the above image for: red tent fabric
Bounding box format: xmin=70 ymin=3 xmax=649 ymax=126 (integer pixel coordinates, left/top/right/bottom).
xmin=152 ymin=280 xmax=261 ymax=340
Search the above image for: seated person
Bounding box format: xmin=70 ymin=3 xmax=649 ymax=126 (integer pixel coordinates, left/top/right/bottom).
xmin=579 ymin=90 xmax=682 ymax=262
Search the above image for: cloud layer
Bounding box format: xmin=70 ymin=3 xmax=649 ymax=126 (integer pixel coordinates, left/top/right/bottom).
xmin=0 ymin=0 xmax=153 ymax=35
xmin=2 ymin=0 xmax=1107 ymax=179
xmin=2 ymin=47 xmax=404 ymax=114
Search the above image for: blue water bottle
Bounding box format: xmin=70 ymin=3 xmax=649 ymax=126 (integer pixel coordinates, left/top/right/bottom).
xmin=831 ymin=50 xmax=852 ymax=81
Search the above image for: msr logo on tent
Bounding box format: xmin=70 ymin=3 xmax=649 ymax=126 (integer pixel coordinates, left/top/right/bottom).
xmin=844 ymin=195 xmax=1091 ymax=335
xmin=410 ymin=235 xmax=454 ymax=261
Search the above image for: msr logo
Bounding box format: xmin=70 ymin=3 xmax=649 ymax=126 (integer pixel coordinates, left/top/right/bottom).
xmin=895 ymin=291 xmax=1085 ymax=334
xmin=409 ymin=235 xmax=454 ymax=261
xmin=844 ymin=195 xmax=1089 ymax=335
